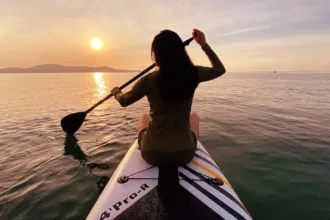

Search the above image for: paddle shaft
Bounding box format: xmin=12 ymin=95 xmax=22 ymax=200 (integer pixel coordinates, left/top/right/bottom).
xmin=86 ymin=37 xmax=194 ymax=114
xmin=86 ymin=63 xmax=156 ymax=113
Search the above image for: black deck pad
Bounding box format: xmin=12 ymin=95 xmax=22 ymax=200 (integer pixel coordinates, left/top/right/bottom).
xmin=115 ymin=165 xmax=222 ymax=220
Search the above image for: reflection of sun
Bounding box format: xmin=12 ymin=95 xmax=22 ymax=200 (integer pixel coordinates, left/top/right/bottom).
xmin=90 ymin=37 xmax=103 ymax=50
xmin=93 ymin=72 xmax=107 ymax=100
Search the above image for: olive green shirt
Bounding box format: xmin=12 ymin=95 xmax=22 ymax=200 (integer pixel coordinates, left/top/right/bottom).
xmin=115 ymin=44 xmax=225 ymax=152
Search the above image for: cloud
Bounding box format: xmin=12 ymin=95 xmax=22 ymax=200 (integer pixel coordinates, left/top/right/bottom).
xmin=0 ymin=0 xmax=329 ymax=71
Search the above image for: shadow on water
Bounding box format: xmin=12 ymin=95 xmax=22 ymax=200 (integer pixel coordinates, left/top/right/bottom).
xmin=64 ymin=134 xmax=110 ymax=193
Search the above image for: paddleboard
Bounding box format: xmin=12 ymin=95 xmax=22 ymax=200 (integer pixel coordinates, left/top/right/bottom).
xmin=87 ymin=140 xmax=251 ymax=220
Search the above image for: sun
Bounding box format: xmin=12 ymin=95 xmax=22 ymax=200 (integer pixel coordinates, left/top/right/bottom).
xmin=90 ymin=37 xmax=103 ymax=50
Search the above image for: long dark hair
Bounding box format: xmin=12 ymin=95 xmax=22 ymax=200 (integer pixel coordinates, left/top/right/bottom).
xmin=151 ymin=30 xmax=199 ymax=103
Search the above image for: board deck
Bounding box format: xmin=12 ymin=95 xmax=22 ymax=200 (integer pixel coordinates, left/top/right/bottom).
xmin=87 ymin=140 xmax=251 ymax=220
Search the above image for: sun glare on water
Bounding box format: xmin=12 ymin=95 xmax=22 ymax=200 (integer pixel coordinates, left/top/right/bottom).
xmin=93 ymin=72 xmax=107 ymax=99
xmin=90 ymin=37 xmax=103 ymax=50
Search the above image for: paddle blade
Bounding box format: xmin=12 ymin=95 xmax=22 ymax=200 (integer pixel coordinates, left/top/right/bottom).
xmin=61 ymin=112 xmax=87 ymax=134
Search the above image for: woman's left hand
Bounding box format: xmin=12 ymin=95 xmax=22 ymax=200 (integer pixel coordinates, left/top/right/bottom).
xmin=111 ymin=87 xmax=121 ymax=96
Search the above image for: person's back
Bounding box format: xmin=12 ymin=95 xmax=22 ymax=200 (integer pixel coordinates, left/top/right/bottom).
xmin=141 ymin=71 xmax=195 ymax=152
xmin=111 ymin=29 xmax=226 ymax=165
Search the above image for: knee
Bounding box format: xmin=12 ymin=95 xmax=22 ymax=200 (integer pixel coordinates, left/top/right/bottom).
xmin=190 ymin=112 xmax=200 ymax=121
xmin=140 ymin=114 xmax=151 ymax=122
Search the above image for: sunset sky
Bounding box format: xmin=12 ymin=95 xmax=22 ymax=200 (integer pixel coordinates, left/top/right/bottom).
xmin=0 ymin=0 xmax=329 ymax=72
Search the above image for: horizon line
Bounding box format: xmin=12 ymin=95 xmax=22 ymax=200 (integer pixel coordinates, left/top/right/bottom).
xmin=0 ymin=63 xmax=328 ymax=74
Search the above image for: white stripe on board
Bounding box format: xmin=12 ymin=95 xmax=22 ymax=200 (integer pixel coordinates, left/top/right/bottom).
xmin=186 ymin=162 xmax=243 ymax=203
xmin=195 ymin=151 xmax=221 ymax=170
xmin=179 ymin=167 xmax=251 ymax=220
xmin=180 ymin=179 xmax=235 ymax=220
xmin=193 ymin=154 xmax=226 ymax=177
xmin=189 ymin=158 xmax=230 ymax=188
xmin=196 ymin=142 xmax=210 ymax=155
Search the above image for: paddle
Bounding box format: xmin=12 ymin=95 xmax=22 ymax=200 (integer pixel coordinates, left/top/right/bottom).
xmin=61 ymin=36 xmax=195 ymax=134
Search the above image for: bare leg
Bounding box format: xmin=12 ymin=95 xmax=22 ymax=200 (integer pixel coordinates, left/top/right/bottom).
xmin=190 ymin=112 xmax=200 ymax=140
xmin=138 ymin=114 xmax=151 ymax=134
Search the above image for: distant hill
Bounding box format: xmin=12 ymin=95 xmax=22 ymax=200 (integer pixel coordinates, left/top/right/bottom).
xmin=0 ymin=64 xmax=137 ymax=73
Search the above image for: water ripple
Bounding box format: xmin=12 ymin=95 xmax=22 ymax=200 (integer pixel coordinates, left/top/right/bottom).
xmin=0 ymin=72 xmax=329 ymax=219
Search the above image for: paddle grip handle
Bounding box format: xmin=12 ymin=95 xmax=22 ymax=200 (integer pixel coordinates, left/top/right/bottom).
xmin=86 ymin=36 xmax=194 ymax=114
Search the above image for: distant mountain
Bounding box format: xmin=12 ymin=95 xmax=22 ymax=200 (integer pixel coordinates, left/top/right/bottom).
xmin=0 ymin=64 xmax=137 ymax=73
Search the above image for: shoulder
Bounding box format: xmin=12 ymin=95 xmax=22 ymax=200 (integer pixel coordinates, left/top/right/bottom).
xmin=134 ymin=70 xmax=158 ymax=90
xmin=144 ymin=70 xmax=159 ymax=84
xmin=138 ymin=70 xmax=157 ymax=83
xmin=147 ymin=70 xmax=159 ymax=79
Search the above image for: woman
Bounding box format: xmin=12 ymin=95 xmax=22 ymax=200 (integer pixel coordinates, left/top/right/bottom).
xmin=111 ymin=29 xmax=226 ymax=165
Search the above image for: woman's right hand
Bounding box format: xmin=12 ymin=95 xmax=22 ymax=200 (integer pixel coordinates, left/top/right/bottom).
xmin=192 ymin=29 xmax=207 ymax=46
